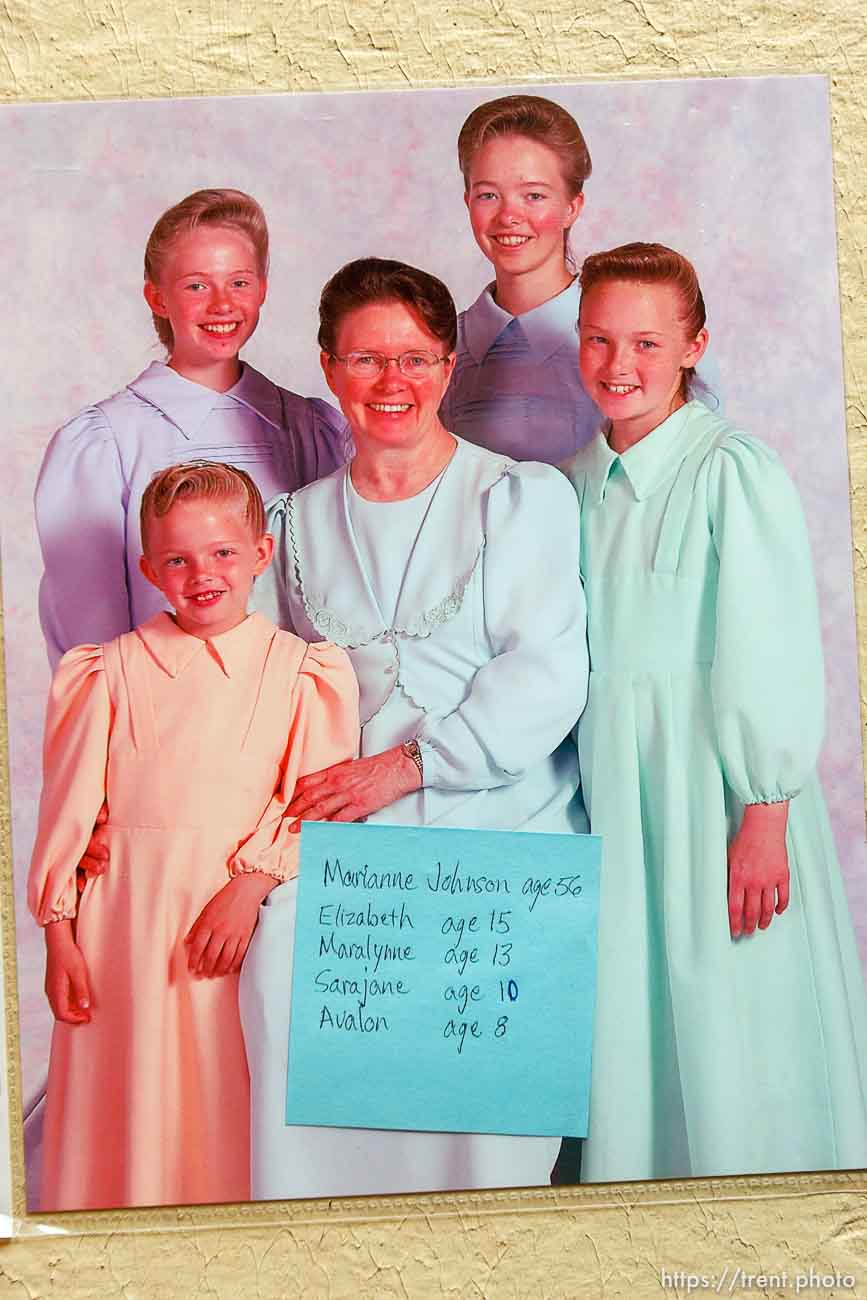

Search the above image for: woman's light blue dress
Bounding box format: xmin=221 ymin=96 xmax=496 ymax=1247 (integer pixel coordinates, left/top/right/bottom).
xmin=565 ymin=399 xmax=867 ymax=1182
xmin=240 ymin=436 xmax=589 ymax=1198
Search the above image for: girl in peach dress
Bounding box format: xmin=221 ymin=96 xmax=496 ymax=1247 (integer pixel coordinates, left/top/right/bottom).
xmin=27 ymin=462 xmax=359 ymax=1211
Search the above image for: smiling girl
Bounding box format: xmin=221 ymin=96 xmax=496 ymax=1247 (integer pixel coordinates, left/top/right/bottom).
xmin=36 ymin=189 xmax=349 ymax=668
xmin=439 ymin=94 xmax=599 ymax=462
xmin=28 ymin=462 xmax=358 ymax=1210
xmin=565 ymin=242 xmax=867 ymax=1181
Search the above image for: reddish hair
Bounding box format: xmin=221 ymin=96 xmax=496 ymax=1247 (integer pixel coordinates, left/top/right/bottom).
xmin=458 ymin=95 xmax=591 ymax=267
xmin=457 ymin=94 xmax=591 ymax=197
xmin=580 ymin=242 xmax=707 ymax=402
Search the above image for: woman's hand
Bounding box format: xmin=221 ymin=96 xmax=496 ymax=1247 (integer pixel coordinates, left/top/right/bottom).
xmin=727 ymin=801 xmax=790 ymax=938
xmin=286 ymin=746 xmax=423 ymax=828
xmin=44 ymin=920 xmax=92 ymax=1023
xmin=184 ymin=872 xmax=279 ymax=978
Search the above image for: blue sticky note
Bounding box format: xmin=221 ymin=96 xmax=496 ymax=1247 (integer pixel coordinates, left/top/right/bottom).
xmin=285 ymin=823 xmax=601 ymax=1138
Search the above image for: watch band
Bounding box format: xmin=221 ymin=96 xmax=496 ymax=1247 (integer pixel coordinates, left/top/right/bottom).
xmin=401 ymin=739 xmax=424 ymax=783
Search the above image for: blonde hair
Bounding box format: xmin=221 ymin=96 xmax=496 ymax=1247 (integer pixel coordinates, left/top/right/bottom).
xmin=140 ymin=461 xmax=266 ymax=554
xmin=579 ymin=242 xmax=707 ymax=403
xmin=144 ymin=189 xmax=269 ymax=350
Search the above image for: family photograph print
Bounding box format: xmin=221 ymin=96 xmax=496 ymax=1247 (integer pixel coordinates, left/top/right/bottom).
xmin=1 ymin=72 xmax=866 ymax=1216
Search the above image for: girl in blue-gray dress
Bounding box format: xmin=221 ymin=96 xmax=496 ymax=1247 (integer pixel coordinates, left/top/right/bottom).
xmin=439 ymin=94 xmax=599 ymax=463
xmin=441 ymin=95 xmax=721 ymax=465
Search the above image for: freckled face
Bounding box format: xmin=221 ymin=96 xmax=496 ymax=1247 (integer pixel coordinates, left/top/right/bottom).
xmin=578 ymin=279 xmax=708 ymax=444
xmin=321 ymin=299 xmax=456 ymax=454
xmin=465 ymin=134 xmax=583 ymax=281
xmin=139 ymin=498 xmax=273 ymax=640
xmin=143 ymin=226 xmax=267 ymax=378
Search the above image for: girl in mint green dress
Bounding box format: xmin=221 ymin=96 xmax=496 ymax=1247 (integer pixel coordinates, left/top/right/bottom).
xmin=565 ymin=242 xmax=867 ymax=1182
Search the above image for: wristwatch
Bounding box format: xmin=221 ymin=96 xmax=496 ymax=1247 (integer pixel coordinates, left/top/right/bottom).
xmin=401 ymin=739 xmax=424 ymax=782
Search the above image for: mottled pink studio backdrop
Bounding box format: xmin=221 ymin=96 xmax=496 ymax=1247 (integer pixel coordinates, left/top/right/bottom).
xmin=0 ymin=76 xmax=863 ymax=1107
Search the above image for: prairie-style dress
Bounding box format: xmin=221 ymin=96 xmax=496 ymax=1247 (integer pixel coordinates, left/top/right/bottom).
xmin=241 ymin=437 xmax=589 ymax=1198
xmin=438 ymin=279 xmax=721 ymax=465
xmin=438 ymin=279 xmax=599 ymax=463
xmin=36 ymin=360 xmax=350 ymax=667
xmin=564 ymin=400 xmax=867 ymax=1182
xmin=28 ymin=611 xmax=358 ymax=1210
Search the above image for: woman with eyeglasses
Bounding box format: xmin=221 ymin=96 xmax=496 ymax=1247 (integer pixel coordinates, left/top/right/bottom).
xmin=241 ymin=256 xmax=589 ymax=1199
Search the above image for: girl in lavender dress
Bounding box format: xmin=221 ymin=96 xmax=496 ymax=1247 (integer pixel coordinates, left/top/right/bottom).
xmin=36 ymin=188 xmax=348 ymax=667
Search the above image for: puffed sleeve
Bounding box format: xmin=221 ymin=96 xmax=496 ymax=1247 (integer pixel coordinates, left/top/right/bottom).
xmin=251 ymin=493 xmax=296 ymax=632
xmin=417 ymin=462 xmax=588 ymax=790
xmin=27 ymin=646 xmax=112 ymax=926
xmin=708 ymin=432 xmax=825 ymax=804
xmin=35 ymin=408 xmax=131 ymax=669
xmin=229 ymin=641 xmax=360 ymax=880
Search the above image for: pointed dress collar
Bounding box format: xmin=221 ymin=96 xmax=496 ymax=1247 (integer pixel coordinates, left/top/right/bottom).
xmin=579 ymin=401 xmax=717 ymax=505
xmin=135 ymin=610 xmax=274 ymax=679
xmin=126 ymin=360 xmax=286 ymax=441
xmin=463 ymin=277 xmax=581 ymax=364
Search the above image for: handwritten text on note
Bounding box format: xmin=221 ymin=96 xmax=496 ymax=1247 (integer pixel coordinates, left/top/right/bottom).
xmin=285 ymin=823 xmax=601 ymax=1137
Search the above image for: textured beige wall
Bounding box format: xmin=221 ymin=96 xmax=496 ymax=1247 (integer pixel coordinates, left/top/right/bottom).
xmin=1 ymin=1 xmax=866 ymax=1295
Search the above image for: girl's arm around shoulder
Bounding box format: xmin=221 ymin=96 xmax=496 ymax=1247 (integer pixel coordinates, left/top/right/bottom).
xmin=707 ymin=430 xmax=825 ymax=804
xmin=28 ymin=644 xmax=112 ymax=927
xmin=36 ymin=405 xmax=131 ymax=667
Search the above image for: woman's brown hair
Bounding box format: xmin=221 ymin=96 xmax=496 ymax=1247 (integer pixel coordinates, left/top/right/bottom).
xmin=318 ymin=258 xmax=457 ymax=356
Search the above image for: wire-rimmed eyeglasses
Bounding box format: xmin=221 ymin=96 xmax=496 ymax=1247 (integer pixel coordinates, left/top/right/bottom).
xmin=330 ymin=350 xmax=450 ymax=378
